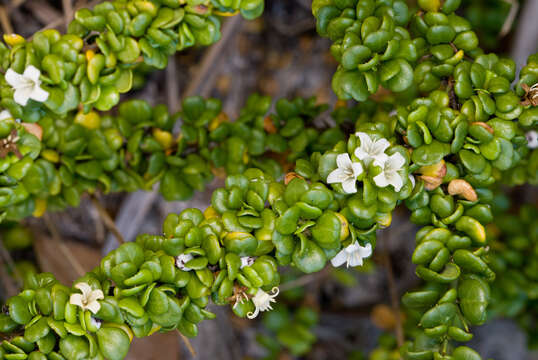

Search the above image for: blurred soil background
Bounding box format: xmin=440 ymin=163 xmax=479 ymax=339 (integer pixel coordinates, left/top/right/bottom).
xmin=1 ymin=0 xmax=538 ymax=359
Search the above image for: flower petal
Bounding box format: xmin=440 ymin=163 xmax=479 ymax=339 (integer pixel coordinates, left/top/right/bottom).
xmin=373 ymin=156 xmax=387 ymax=168
xmin=0 ymin=110 xmax=12 ymax=121
xmin=408 ymin=174 xmax=416 ymax=189
xmin=247 ymin=308 xmax=259 ymax=319
xmin=354 ymin=146 xmax=369 ymax=161
xmin=372 ymin=152 xmax=389 ymax=165
xmin=23 ymin=65 xmax=41 ymax=82
xmin=330 ymin=249 xmax=348 ymax=267
xmin=347 ymin=252 xmax=364 ymax=267
xmin=373 ymin=173 xmax=390 ymax=188
xmin=336 ymin=153 xmax=352 ymax=169
xmin=5 ymin=69 xmax=23 ymax=87
xmin=88 ymin=289 xmax=104 ymax=303
xmin=351 ymin=162 xmax=363 ymax=177
xmin=327 ymin=168 xmax=347 ymax=184
xmin=75 ymin=282 xmax=93 ymax=297
xmin=388 ymin=152 xmax=405 ymax=171
xmin=30 ymin=86 xmax=49 ymax=102
xmin=356 ymin=132 xmax=372 ymax=149
xmin=372 ymin=138 xmax=390 ymax=155
xmin=359 ymin=243 xmax=373 ymax=258
xmin=69 ymin=293 xmax=84 ymax=308
xmin=341 ymin=178 xmax=357 ymax=194
xmin=13 ymin=88 xmax=30 ymax=106
xmin=387 ymin=172 xmax=404 ymax=192
xmin=86 ymin=301 xmax=101 ymax=314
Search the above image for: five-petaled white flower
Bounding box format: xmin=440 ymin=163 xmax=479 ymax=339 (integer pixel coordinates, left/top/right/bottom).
xmin=331 ymin=242 xmax=372 ymax=268
xmin=247 ymin=287 xmax=279 ymax=319
xmin=175 ymin=253 xmax=194 ymax=271
xmin=408 ymin=174 xmax=416 ymax=189
xmin=0 ymin=110 xmax=12 ymax=121
xmin=526 ymin=130 xmax=538 ymax=149
xmin=354 ymin=132 xmax=390 ymax=166
xmin=327 ymin=153 xmax=363 ymax=194
xmin=5 ymin=65 xmax=49 ymax=106
xmin=373 ymin=152 xmax=406 ymax=192
xmin=69 ymin=282 xmax=104 ymax=314
xmin=240 ymin=256 xmax=256 ymax=269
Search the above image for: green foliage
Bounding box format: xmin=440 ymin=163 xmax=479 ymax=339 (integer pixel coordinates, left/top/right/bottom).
xmin=488 ymin=200 xmax=538 ymax=347
xmin=257 ymin=302 xmax=319 ymax=358
xmin=0 ymin=0 xmax=537 ymax=359
xmin=0 ymin=95 xmax=344 ymax=221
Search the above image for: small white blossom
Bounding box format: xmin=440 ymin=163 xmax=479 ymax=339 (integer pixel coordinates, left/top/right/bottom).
xmin=247 ymin=287 xmax=279 ymax=319
xmin=69 ymin=282 xmax=104 ymax=314
xmin=373 ymin=152 xmax=406 ymax=192
xmin=331 ymin=242 xmax=372 ymax=268
xmin=327 ymin=153 xmax=364 ymax=194
xmin=90 ymin=317 xmax=102 ymax=330
xmin=526 ymin=130 xmax=538 ymax=149
xmin=175 ymin=253 xmax=194 ymax=271
xmin=354 ymin=132 xmax=390 ymax=166
xmin=240 ymin=256 xmax=256 ymax=269
xmin=5 ymin=65 xmax=49 ymax=106
xmin=408 ymin=174 xmax=416 ymax=189
xmin=0 ymin=110 xmax=11 ymax=121
xmin=0 ymin=110 xmax=20 ymax=124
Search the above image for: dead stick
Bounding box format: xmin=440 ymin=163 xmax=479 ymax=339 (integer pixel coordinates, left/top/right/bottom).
xmin=34 ymin=0 xmax=101 ymax=33
xmin=279 ymin=267 xmax=330 ymax=292
xmin=177 ymin=330 xmax=197 ymax=357
xmin=182 ymin=15 xmax=243 ymax=99
xmin=90 ymin=195 xmax=125 ymax=245
xmin=61 ymin=0 xmax=73 ymax=30
xmin=382 ymin=248 xmax=404 ymax=348
xmin=166 ymin=55 xmax=181 ymax=113
xmin=499 ymin=0 xmax=519 ymax=38
xmin=0 ymin=5 xmax=13 ymax=34
xmin=7 ymin=0 xmax=27 ymax=12
xmin=43 ymin=213 xmax=85 ymax=277
xmin=0 ymin=239 xmax=21 ymax=296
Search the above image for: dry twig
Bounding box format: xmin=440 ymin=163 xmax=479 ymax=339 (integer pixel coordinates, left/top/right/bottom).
xmin=279 ymin=267 xmax=330 ymax=292
xmin=381 ymin=229 xmax=404 ymax=348
xmin=0 ymin=238 xmax=21 ymax=297
xmin=0 ymin=5 xmax=13 ymax=34
xmin=43 ymin=213 xmax=85 ymax=277
xmin=499 ymin=0 xmax=519 ymax=39
xmin=90 ymin=195 xmax=125 ymax=245
xmin=177 ymin=330 xmax=197 ymax=358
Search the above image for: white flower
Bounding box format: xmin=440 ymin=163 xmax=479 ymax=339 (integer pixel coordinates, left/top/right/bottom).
xmin=326 ymin=153 xmax=364 ymax=194
xmin=354 ymin=132 xmax=390 ymax=166
xmin=526 ymin=130 xmax=538 ymax=149
xmin=69 ymin=282 xmax=104 ymax=314
xmin=175 ymin=253 xmax=194 ymax=271
xmin=240 ymin=256 xmax=256 ymax=269
xmin=331 ymin=242 xmax=372 ymax=268
xmin=373 ymin=152 xmax=406 ymax=192
xmin=90 ymin=316 xmax=102 ymax=330
xmin=408 ymin=174 xmax=416 ymax=189
xmin=0 ymin=110 xmax=20 ymax=124
xmin=247 ymin=287 xmax=279 ymax=319
xmin=5 ymin=65 xmax=49 ymax=106
xmin=0 ymin=110 xmax=12 ymax=121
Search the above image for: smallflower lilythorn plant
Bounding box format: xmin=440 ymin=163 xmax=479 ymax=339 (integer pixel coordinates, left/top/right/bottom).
xmin=0 ymin=0 xmax=537 ymax=359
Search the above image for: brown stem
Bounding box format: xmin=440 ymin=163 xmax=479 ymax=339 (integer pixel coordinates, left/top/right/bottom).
xmin=177 ymin=330 xmax=197 ymax=357
xmin=0 ymin=239 xmax=21 ymax=297
xmin=382 ymin=249 xmax=404 ymax=348
xmin=90 ymin=195 xmax=125 ymax=245
xmin=0 ymin=5 xmax=13 ymax=34
xmin=279 ymin=267 xmax=330 ymax=292
xmin=43 ymin=213 xmax=85 ymax=277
